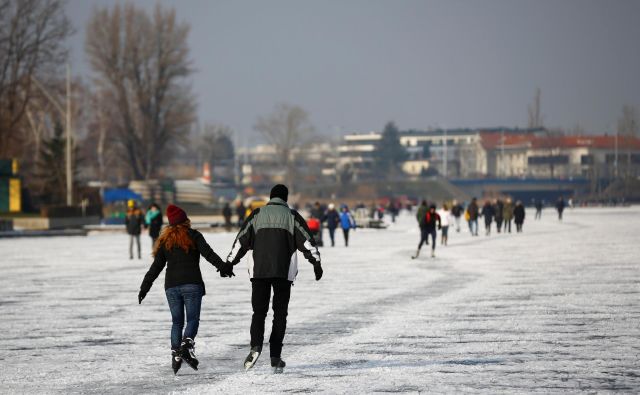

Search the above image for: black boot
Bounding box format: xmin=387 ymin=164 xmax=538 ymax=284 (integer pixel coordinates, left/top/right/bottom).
xmin=244 ymin=346 xmax=262 ymax=371
xmin=172 ymin=349 xmax=182 ymax=375
xmin=271 ymin=357 xmax=286 ymax=374
xmin=180 ymin=338 xmax=198 ymax=371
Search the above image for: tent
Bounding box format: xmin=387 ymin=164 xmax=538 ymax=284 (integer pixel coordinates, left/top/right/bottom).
xmin=103 ymin=188 xmax=143 ymax=204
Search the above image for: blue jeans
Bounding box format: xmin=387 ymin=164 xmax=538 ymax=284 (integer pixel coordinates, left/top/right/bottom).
xmin=469 ymin=219 xmax=478 ymax=235
xmin=165 ymin=284 xmax=203 ymax=350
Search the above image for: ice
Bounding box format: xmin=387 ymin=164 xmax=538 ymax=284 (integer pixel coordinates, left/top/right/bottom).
xmin=1 ymin=207 xmax=639 ymax=393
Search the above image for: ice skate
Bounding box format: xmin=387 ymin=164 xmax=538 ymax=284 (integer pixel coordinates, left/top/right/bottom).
xmin=171 ymin=349 xmax=182 ymax=375
xmin=244 ymin=346 xmax=261 ymax=371
xmin=431 ymin=250 xmax=435 ymax=258
xmin=271 ymin=357 xmax=286 ymax=374
xmin=180 ymin=338 xmax=198 ymax=371
xmin=411 ymin=248 xmax=421 ymax=259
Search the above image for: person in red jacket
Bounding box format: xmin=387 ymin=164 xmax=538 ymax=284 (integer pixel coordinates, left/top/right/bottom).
xmin=412 ymin=204 xmax=441 ymax=259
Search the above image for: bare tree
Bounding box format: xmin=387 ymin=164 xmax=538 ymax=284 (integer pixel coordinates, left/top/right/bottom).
xmin=527 ymin=87 xmax=543 ymax=129
xmin=85 ymin=3 xmax=195 ymax=180
xmin=196 ymin=123 xmax=234 ymax=167
xmin=617 ymin=105 xmax=638 ymax=179
xmin=0 ymin=0 xmax=72 ymax=157
xmin=254 ymin=103 xmax=314 ymax=188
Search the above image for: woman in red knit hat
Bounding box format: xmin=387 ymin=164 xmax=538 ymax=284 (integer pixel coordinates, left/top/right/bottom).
xmin=138 ymin=204 xmax=234 ymax=374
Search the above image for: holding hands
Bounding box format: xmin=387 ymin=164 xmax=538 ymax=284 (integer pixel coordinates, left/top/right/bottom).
xmin=218 ymin=261 xmax=236 ymax=278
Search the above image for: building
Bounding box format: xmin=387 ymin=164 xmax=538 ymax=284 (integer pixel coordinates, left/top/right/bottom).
xmin=477 ymin=133 xmax=640 ymax=179
xmin=336 ymin=132 xmax=381 ymax=180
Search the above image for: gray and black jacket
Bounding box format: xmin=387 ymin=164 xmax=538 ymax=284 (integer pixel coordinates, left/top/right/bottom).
xmin=227 ymin=197 xmax=321 ymax=281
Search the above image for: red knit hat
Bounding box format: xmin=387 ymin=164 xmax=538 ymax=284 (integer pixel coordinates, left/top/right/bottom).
xmin=166 ymin=204 xmax=188 ymax=226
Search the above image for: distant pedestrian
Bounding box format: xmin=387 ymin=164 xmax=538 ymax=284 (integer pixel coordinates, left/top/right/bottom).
xmin=415 ymin=200 xmax=429 ymax=246
xmin=482 ymin=200 xmax=495 ymax=236
xmin=138 ymin=204 xmax=232 ymax=375
xmin=126 ymin=199 xmax=144 ymax=259
xmin=556 ymin=197 xmax=565 ymax=221
xmin=503 ymin=198 xmax=514 ymax=233
xmin=412 ymin=204 xmax=441 ymax=259
xmin=236 ymin=201 xmax=246 ymax=226
xmin=535 ymin=199 xmax=543 ymax=220
xmin=145 ymin=203 xmax=163 ymax=249
xmin=388 ymin=200 xmax=399 ymax=223
xmin=494 ymin=199 xmax=504 ymax=233
xmin=340 ymin=205 xmax=356 ymax=247
xmin=514 ymin=200 xmax=526 ymax=232
xmin=438 ymin=203 xmax=452 ymax=246
xmin=222 ymin=203 xmax=232 ymax=231
xmin=310 ymin=201 xmax=326 ymax=247
xmin=451 ymin=200 xmax=463 ymax=232
xmin=466 ymin=197 xmax=479 ymax=236
xmin=325 ymin=203 xmax=340 ymax=247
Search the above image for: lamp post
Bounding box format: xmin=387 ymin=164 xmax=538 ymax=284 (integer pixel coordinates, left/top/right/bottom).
xmin=31 ymin=64 xmax=74 ymax=206
xmin=442 ymin=127 xmax=447 ymax=178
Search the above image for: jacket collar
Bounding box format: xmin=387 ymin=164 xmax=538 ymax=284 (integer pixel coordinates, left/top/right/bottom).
xmin=267 ymin=197 xmax=289 ymax=207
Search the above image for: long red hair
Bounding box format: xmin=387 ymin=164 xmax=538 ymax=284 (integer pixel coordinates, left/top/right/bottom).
xmin=153 ymin=220 xmax=195 ymax=256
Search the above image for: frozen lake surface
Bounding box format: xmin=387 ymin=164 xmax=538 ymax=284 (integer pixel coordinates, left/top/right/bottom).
xmin=1 ymin=207 xmax=639 ymax=393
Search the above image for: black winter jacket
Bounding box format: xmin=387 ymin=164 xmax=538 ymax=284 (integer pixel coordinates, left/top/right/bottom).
xmin=140 ymin=229 xmax=225 ymax=295
xmin=126 ymin=209 xmax=144 ymax=235
xmin=227 ymin=197 xmax=320 ymax=281
xmin=514 ymin=205 xmax=526 ymax=223
xmin=423 ymin=211 xmax=441 ymax=231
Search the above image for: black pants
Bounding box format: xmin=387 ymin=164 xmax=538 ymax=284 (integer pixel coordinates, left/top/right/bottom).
xmin=418 ymin=227 xmax=436 ymax=250
xmin=342 ymin=228 xmax=350 ymax=246
xmin=250 ymin=278 xmax=292 ymax=358
xmin=505 ymin=219 xmax=512 ymax=233
xmin=328 ymin=227 xmax=336 ymax=246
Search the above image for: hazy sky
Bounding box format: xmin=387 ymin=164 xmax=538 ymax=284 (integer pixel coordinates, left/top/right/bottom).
xmin=66 ymin=0 xmax=640 ymax=139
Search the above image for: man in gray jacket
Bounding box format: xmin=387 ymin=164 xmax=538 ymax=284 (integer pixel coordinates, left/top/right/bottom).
xmin=226 ymin=184 xmax=323 ymax=373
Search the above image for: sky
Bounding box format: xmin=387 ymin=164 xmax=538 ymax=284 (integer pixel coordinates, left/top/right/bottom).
xmin=65 ymin=0 xmax=640 ymax=140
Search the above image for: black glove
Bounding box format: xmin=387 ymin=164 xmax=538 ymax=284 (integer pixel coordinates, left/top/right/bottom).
xmin=313 ymin=263 xmax=323 ymax=281
xmin=438 ymin=225 xmax=442 ymax=230
xmin=218 ymin=261 xmax=236 ymax=277
xmin=138 ymin=289 xmax=147 ymax=304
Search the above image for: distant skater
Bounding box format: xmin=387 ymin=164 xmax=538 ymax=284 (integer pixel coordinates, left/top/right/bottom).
xmin=556 ymin=197 xmax=565 ymax=221
xmin=126 ymin=199 xmax=144 ymax=259
xmin=222 ymin=202 xmax=232 ymax=231
xmin=503 ymin=198 xmax=514 ymax=233
xmin=451 ymin=200 xmax=463 ymax=232
xmin=416 ymin=200 xmax=429 ymax=245
xmin=438 ymin=203 xmax=452 ymax=246
xmin=482 ymin=200 xmax=495 ymax=236
xmin=138 ymin=204 xmax=232 ymax=375
xmin=535 ymin=199 xmax=543 ymax=220
xmin=467 ymin=198 xmax=479 ymax=236
xmin=236 ymin=201 xmax=246 ymax=226
xmin=412 ymin=204 xmax=441 ymax=259
xmin=340 ymin=205 xmax=357 ymax=247
xmin=325 ymin=203 xmax=340 ymax=247
xmin=494 ymin=199 xmax=504 ymax=233
xmin=514 ymin=200 xmax=526 ymax=232
xmin=145 ymin=203 xmax=163 ymax=249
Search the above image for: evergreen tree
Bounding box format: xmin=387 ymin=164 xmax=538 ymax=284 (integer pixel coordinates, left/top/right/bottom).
xmin=374 ymin=121 xmax=408 ymax=175
xmin=37 ymin=121 xmax=80 ymax=205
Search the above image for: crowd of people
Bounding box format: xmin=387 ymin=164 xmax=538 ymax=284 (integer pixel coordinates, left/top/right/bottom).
xmin=410 ymin=195 xmax=567 ymax=258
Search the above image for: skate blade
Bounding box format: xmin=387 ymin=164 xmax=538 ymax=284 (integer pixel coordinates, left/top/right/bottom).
xmin=184 ymin=359 xmax=198 ymax=371
xmin=273 ymin=366 xmax=284 ymax=374
xmin=244 ymin=351 xmax=260 ymax=371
